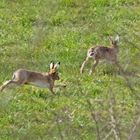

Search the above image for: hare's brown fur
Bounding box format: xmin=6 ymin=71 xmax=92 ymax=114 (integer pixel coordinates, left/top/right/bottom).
xmin=0 ymin=62 xmax=61 ymax=94
xmin=80 ymin=36 xmax=123 ymax=74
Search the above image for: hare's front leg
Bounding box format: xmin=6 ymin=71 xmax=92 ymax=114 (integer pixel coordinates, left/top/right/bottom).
xmin=48 ymin=87 xmax=55 ymax=95
xmin=114 ymin=61 xmax=124 ymax=74
xmin=80 ymin=57 xmax=89 ymax=74
xmin=54 ymin=84 xmax=66 ymax=88
xmin=89 ymin=59 xmax=99 ymax=75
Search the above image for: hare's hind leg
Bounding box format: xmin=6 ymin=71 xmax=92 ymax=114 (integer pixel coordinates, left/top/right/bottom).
xmin=0 ymin=78 xmax=26 ymax=92
xmin=0 ymin=80 xmax=17 ymax=92
xmin=80 ymin=57 xmax=89 ymax=74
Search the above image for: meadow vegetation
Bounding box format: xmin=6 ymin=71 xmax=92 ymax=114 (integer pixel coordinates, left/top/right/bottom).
xmin=0 ymin=0 xmax=140 ymax=139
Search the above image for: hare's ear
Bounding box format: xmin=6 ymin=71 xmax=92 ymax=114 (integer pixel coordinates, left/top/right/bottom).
xmin=115 ymin=35 xmax=119 ymax=42
xmin=54 ymin=62 xmax=60 ymax=69
xmin=50 ymin=61 xmax=54 ymax=69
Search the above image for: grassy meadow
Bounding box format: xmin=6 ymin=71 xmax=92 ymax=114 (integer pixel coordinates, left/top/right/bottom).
xmin=0 ymin=0 xmax=140 ymax=139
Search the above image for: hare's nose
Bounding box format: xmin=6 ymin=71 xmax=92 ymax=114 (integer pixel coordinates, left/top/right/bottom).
xmin=88 ymin=52 xmax=94 ymax=57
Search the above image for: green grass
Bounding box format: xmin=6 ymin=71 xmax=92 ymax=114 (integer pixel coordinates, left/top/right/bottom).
xmin=0 ymin=0 xmax=140 ymax=139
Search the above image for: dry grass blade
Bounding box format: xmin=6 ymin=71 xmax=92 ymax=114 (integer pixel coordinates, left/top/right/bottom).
xmin=128 ymin=116 xmax=140 ymax=140
xmin=87 ymin=99 xmax=101 ymax=140
xmin=109 ymin=93 xmax=121 ymax=140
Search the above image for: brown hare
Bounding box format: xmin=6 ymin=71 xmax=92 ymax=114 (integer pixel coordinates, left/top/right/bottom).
xmin=0 ymin=62 xmax=63 ymax=94
xmin=80 ymin=35 xmax=123 ymax=75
